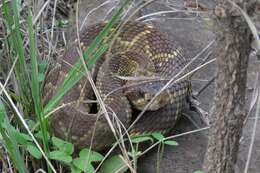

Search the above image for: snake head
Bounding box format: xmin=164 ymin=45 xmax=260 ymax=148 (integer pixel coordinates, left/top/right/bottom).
xmin=124 ymin=81 xmax=172 ymax=111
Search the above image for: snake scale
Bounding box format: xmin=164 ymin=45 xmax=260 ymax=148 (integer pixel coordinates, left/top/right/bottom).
xmin=44 ymin=21 xmax=192 ymax=151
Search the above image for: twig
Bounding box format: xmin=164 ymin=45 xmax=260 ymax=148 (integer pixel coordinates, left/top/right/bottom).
xmin=194 ymin=74 xmax=216 ymax=96
xmin=0 ymin=57 xmax=18 ymax=96
xmin=244 ymin=73 xmax=259 ymax=125
xmin=228 ymin=0 xmax=260 ymax=52
xmin=141 ymin=126 xmax=210 ymax=156
xmin=50 ymin=0 xmax=58 ymax=42
xmin=80 ymin=0 xmax=115 ymax=30
xmin=244 ymin=76 xmax=260 ymax=173
xmin=6 ymin=152 xmax=14 ymax=173
xmin=33 ymin=0 xmax=51 ymax=25
xmin=136 ymin=9 xmax=207 ymax=21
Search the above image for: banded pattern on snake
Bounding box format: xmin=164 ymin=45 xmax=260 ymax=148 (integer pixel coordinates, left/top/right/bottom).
xmin=44 ymin=21 xmax=191 ymax=150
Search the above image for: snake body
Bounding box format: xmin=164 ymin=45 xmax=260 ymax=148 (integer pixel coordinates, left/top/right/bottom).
xmin=44 ymin=21 xmax=191 ymax=150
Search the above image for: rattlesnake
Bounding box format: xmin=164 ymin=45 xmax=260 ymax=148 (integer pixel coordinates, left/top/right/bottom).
xmin=44 ymin=21 xmax=191 ymax=150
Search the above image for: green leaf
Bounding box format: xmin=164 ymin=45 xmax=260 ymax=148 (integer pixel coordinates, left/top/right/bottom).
xmin=193 ymin=171 xmax=204 ymax=173
xmin=26 ymin=119 xmax=36 ymax=129
xmin=79 ymin=148 xmax=104 ymax=162
xmin=152 ymin=132 xmax=165 ymax=141
xmin=37 ymin=73 xmax=45 ymax=82
xmin=72 ymin=148 xmax=103 ymax=172
xmin=72 ymin=157 xmax=95 ymax=172
xmin=163 ymin=140 xmax=178 ymax=146
xmin=38 ymin=59 xmax=48 ymax=82
xmin=127 ymin=150 xmax=141 ymax=158
xmin=52 ymin=136 xmax=66 ymax=148
xmin=70 ymin=164 xmax=82 ymax=173
xmin=72 ymin=157 xmax=86 ymax=171
xmin=98 ymin=155 xmax=128 ymax=173
xmin=0 ymin=102 xmax=5 ymax=123
xmin=131 ymin=136 xmax=154 ymax=144
xmin=49 ymin=150 xmax=72 ymax=164
xmin=51 ymin=136 xmax=74 ymax=155
xmin=86 ymin=164 xmax=95 ymax=173
xmin=0 ymin=99 xmax=27 ymax=173
xmin=35 ymin=131 xmax=50 ymax=141
xmin=26 ymin=144 xmax=42 ymax=159
xmin=12 ymin=129 xmax=32 ymax=145
xmin=38 ymin=59 xmax=48 ymax=72
xmin=56 ymin=19 xmax=69 ymax=28
xmin=63 ymin=142 xmax=74 ymax=155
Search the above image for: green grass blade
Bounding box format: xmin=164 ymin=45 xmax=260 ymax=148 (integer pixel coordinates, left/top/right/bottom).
xmin=27 ymin=9 xmax=49 ymax=154
xmin=1 ymin=0 xmax=31 ymax=113
xmin=27 ymin=11 xmax=41 ymax=115
xmin=44 ymin=0 xmax=129 ymax=114
xmin=0 ymin=100 xmax=27 ymax=173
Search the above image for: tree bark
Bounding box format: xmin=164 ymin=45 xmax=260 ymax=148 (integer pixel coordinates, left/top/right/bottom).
xmin=202 ymin=1 xmax=257 ymax=173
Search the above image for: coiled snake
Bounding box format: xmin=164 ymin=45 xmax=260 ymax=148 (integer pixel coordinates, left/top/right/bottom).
xmin=44 ymin=21 xmax=191 ymax=150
